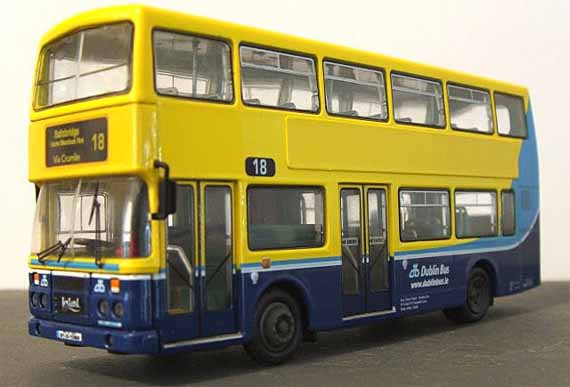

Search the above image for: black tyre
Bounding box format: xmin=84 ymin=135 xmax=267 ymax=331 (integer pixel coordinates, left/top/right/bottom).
xmin=244 ymin=289 xmax=303 ymax=365
xmin=443 ymin=267 xmax=492 ymax=323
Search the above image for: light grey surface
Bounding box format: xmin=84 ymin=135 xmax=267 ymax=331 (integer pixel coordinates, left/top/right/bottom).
xmin=1 ymin=283 xmax=569 ymax=386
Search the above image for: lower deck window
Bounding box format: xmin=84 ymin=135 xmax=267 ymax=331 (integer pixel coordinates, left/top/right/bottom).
xmin=248 ymin=186 xmax=324 ymax=250
xmin=399 ymin=190 xmax=450 ymax=241
xmin=455 ymin=191 xmax=497 ymax=238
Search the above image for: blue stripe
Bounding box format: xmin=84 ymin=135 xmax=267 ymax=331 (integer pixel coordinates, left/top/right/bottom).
xmin=30 ymin=259 xmax=119 ymax=271
xmin=240 ymin=256 xmax=341 ymax=270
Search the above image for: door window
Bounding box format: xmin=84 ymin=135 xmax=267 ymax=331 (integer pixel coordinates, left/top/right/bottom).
xmin=166 ymin=185 xmax=195 ymax=313
xmin=340 ymin=189 xmax=362 ymax=295
xmin=367 ymin=189 xmax=389 ymax=292
xmin=204 ymin=186 xmax=233 ymax=311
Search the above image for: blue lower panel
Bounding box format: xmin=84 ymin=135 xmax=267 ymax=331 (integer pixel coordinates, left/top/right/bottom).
xmin=28 ymin=318 xmax=159 ymax=354
xmin=240 ymin=218 xmax=540 ymax=334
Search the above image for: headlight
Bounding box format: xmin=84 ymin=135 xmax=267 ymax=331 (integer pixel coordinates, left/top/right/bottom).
xmin=31 ymin=292 xmax=40 ymax=308
xmin=98 ymin=300 xmax=110 ymax=316
xmin=39 ymin=293 xmax=49 ymax=308
xmin=112 ymin=302 xmax=124 ymax=318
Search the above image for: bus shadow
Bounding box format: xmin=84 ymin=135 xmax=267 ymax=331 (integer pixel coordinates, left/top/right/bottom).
xmin=65 ymin=284 xmax=567 ymax=385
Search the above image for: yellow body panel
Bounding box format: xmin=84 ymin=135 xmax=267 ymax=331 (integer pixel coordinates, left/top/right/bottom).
xmin=286 ymin=116 xmax=521 ymax=178
xmin=28 ymin=5 xmax=529 ymax=274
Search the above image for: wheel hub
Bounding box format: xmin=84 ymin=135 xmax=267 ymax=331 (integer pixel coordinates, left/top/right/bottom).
xmin=468 ymin=274 xmax=489 ymax=314
xmin=260 ymin=302 xmax=296 ymax=352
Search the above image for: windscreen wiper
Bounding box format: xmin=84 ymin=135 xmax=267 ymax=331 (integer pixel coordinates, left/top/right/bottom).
xmin=88 ymin=181 xmax=102 ymax=267
xmin=37 ymin=237 xmax=72 ymax=263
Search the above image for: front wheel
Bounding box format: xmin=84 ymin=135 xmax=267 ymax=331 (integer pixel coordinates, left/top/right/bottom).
xmin=244 ymin=289 xmax=303 ymax=365
xmin=444 ymin=267 xmax=492 ymax=323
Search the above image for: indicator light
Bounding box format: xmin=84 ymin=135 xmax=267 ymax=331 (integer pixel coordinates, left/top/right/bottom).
xmin=110 ymin=278 xmax=120 ymax=294
xmin=33 ymin=273 xmax=40 ymax=286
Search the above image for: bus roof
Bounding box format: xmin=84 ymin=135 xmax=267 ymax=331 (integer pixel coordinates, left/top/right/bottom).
xmin=39 ymin=4 xmax=528 ymax=97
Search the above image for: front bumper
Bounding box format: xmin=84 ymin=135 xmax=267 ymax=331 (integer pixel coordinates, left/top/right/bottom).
xmin=28 ymin=318 xmax=159 ymax=354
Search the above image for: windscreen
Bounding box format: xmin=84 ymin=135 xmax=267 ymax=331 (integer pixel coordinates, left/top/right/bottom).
xmin=31 ymin=177 xmax=151 ymax=258
xmin=35 ymin=23 xmax=133 ymax=108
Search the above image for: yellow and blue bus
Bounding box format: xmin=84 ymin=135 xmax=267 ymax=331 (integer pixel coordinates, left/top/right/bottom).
xmin=28 ymin=5 xmax=539 ymax=364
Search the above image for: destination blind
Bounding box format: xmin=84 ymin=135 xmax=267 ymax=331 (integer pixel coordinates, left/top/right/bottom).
xmin=46 ymin=118 xmax=107 ymax=167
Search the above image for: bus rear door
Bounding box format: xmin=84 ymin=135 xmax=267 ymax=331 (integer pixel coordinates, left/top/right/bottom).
xmin=340 ymin=185 xmax=392 ymax=318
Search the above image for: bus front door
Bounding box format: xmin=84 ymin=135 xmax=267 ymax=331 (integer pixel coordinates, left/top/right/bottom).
xmin=340 ymin=185 xmax=392 ymax=318
xmin=161 ymin=182 xmax=237 ymax=345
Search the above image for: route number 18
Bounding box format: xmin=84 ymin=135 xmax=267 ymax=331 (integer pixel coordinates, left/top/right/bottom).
xmin=245 ymin=157 xmax=276 ymax=177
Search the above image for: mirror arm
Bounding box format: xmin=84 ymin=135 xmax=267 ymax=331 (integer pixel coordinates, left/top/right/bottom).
xmin=154 ymin=160 xmax=170 ymax=180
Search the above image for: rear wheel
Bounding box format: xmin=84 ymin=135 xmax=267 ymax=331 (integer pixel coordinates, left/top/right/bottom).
xmin=444 ymin=267 xmax=492 ymax=323
xmin=244 ymin=289 xmax=303 ymax=365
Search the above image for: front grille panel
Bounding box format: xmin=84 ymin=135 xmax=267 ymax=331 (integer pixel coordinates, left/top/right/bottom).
xmin=52 ymin=276 xmax=89 ymax=319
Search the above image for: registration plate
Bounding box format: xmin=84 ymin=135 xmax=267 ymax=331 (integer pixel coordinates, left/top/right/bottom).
xmin=56 ymin=330 xmax=83 ymax=343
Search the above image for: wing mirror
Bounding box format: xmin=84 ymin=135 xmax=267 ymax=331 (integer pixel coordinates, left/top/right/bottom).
xmin=152 ymin=160 xmax=177 ymax=220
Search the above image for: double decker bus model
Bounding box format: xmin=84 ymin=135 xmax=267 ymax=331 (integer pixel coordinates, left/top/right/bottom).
xmin=28 ymin=5 xmax=540 ymax=365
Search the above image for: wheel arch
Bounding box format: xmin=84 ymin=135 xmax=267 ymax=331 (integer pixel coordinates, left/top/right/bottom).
xmin=253 ymin=275 xmax=314 ymax=331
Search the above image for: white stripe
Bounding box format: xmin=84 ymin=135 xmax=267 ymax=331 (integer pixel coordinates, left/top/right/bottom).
xmin=51 ymin=271 xmax=90 ymax=278
xmin=30 ymin=269 xmax=51 ymax=275
xmin=92 ymin=273 xmax=152 ymax=281
xmin=97 ymin=320 xmax=122 ymax=328
xmin=342 ymin=307 xmax=397 ymax=322
xmin=240 ymin=260 xmax=341 ymax=274
xmin=163 ymin=332 xmax=243 ymax=349
xmin=152 ymin=272 xmax=166 ymax=280
xmin=394 ymin=212 xmax=539 ymax=261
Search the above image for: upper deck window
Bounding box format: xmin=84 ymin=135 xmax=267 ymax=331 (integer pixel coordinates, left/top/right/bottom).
xmin=495 ymin=92 xmax=527 ymax=138
xmin=391 ymin=74 xmax=445 ymax=128
xmin=35 ymin=23 xmax=133 ymax=109
xmin=240 ymin=46 xmax=319 ymax=112
xmin=324 ymin=61 xmax=387 ymax=121
xmin=153 ymin=31 xmax=233 ymax=102
xmin=448 ymin=84 xmax=493 ymax=134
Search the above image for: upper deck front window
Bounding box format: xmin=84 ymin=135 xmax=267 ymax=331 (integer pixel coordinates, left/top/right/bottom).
xmin=35 ymin=22 xmax=133 ymax=109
